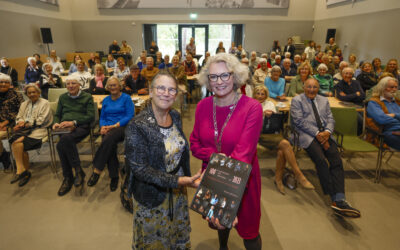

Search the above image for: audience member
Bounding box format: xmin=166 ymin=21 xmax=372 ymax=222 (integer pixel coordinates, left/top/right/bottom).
xmin=335 ymin=67 xmax=365 ymax=105
xmin=47 ymin=50 xmax=64 ymax=76
xmin=0 ymin=74 xmax=23 ymax=170
xmin=70 ymin=60 xmax=92 ymax=91
xmin=10 ymin=83 xmax=52 ymax=187
xmin=105 ymin=54 xmax=117 ymax=72
xmin=228 ymin=41 xmax=238 ymax=54
xmin=90 ymin=56 xmax=106 ymax=75
xmin=53 ymin=75 xmax=94 ymax=196
xmin=141 ymin=57 xmax=159 ymax=87
xmin=154 ymin=51 xmax=164 ymax=68
xmin=270 ymin=51 xmax=276 ymax=65
xmin=148 ymin=41 xmax=159 ymax=55
xmin=183 ymin=53 xmax=197 ymax=94
xmin=287 ymin=61 xmax=313 ymax=97
xmin=202 ymin=51 xmax=211 ymax=67
xmin=384 ymin=59 xmax=400 ymax=82
xmin=89 ymin=64 xmax=109 ymax=95
xmin=32 ymin=54 xmax=43 ymax=69
xmin=280 ymin=58 xmax=296 ymax=83
xmin=24 ymin=57 xmax=43 ymax=84
xmin=169 ymin=55 xmax=187 ymax=95
xmin=236 ymin=44 xmax=246 ymax=59
xmin=357 ymin=62 xmax=378 ymax=92
xmin=39 ymin=63 xmax=62 ymax=99
xmin=137 ymin=52 xmax=147 ymax=71
xmin=120 ymin=40 xmax=133 ymax=62
xmin=68 ymin=55 xmax=88 ymax=75
xmin=114 ymin=57 xmax=130 ymax=82
xmin=333 ymin=56 xmax=341 ymax=74
xmin=335 ymin=48 xmax=343 ymax=61
xmin=215 ymin=41 xmax=226 ymax=54
xmin=372 ymin=57 xmax=383 ymax=78
xmin=314 ymin=64 xmax=334 ymax=97
xmin=324 ymin=38 xmax=339 ymax=54
xmin=0 ymin=57 xmax=18 ymax=87
xmin=283 ymin=37 xmax=295 ymax=60
xmin=264 ymin=65 xmax=285 ymax=100
xmin=348 ymin=53 xmax=359 ymax=71
xmin=158 ymin=54 xmax=172 ymax=69
xmin=249 ymin=51 xmax=259 ymax=74
xmin=321 ymin=55 xmax=335 ymax=76
xmin=311 ymin=52 xmax=323 ymax=72
xmin=304 ymin=40 xmax=316 ymax=61
xmin=186 ymin=37 xmax=196 ymax=56
xmin=293 ymin=54 xmax=301 ymax=69
xmin=273 ymin=55 xmax=282 ymax=67
xmin=252 ymin=59 xmax=269 ymax=87
xmin=109 ymin=40 xmax=120 ymax=54
xmin=291 ymin=78 xmax=361 ymax=218
xmin=87 ymin=76 xmax=134 ymax=191
xmin=123 ymin=64 xmax=146 ymax=95
xmin=271 ymin=40 xmax=282 ymax=55
xmin=366 ymin=77 xmax=400 ymax=150
xmin=333 ymin=61 xmax=350 ymax=85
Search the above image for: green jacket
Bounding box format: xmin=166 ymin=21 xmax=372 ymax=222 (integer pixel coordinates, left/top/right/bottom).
xmin=54 ymin=91 xmax=94 ymax=125
xmin=287 ymin=75 xmax=312 ymax=97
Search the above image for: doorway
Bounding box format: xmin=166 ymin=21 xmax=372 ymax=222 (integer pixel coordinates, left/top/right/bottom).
xmin=178 ymin=25 xmax=209 ymax=64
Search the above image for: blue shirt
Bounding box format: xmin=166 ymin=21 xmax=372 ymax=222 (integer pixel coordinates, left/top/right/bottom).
xmin=158 ymin=63 xmax=172 ymax=69
xmin=367 ymin=97 xmax=400 ymax=132
xmin=99 ymin=93 xmax=134 ymax=127
xmin=264 ymin=77 xmax=285 ymax=98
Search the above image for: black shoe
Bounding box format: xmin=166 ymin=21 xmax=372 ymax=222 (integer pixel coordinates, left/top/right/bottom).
xmin=10 ymin=173 xmax=23 ymax=184
xmin=58 ymin=178 xmax=73 ymax=196
xmin=110 ymin=177 xmax=119 ymax=192
xmin=331 ymin=200 xmax=361 ymax=218
xmin=74 ymin=168 xmax=86 ymax=187
xmin=87 ymin=172 xmax=100 ymax=187
xmin=18 ymin=171 xmax=31 ymax=187
xmin=1 ymin=151 xmax=11 ymax=170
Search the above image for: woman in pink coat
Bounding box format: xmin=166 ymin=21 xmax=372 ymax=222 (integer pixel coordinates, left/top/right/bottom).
xmin=190 ymin=53 xmax=263 ymax=250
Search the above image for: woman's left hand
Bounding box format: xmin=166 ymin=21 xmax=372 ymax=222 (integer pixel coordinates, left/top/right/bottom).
xmin=207 ymin=216 xmax=238 ymax=230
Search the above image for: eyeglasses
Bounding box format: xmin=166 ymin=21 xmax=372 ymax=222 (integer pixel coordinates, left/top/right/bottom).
xmin=153 ymin=85 xmax=177 ymax=96
xmin=0 ymin=81 xmax=10 ymax=84
xmin=208 ymin=72 xmax=232 ymax=82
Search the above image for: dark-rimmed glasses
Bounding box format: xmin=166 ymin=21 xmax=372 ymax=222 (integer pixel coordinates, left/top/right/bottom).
xmin=208 ymin=72 xmax=233 ymax=82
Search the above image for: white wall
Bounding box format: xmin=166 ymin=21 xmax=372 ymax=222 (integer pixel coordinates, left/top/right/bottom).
xmin=0 ymin=0 xmax=71 ymax=20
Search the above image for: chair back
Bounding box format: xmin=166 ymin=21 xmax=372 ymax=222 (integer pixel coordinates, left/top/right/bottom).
xmin=331 ymin=107 xmax=358 ymax=136
xmin=49 ymin=102 xmax=58 ymax=116
xmin=92 ymin=102 xmax=99 ymax=128
xmin=48 ymin=88 xmax=67 ymax=102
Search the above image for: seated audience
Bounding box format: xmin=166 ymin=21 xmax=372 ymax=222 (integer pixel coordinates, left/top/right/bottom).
xmin=183 ymin=53 xmax=197 ymax=94
xmin=10 ymin=83 xmax=52 ymax=187
xmin=25 ymin=57 xmax=43 ymax=84
xmin=120 ymin=40 xmax=133 ymax=62
xmin=333 ymin=56 xmax=341 ymax=74
xmin=141 ymin=57 xmax=159 ymax=87
xmin=87 ymin=53 xmax=96 ymax=69
xmin=105 ymin=54 xmax=117 ymax=72
xmin=252 ymin=59 xmax=269 ymax=87
xmin=158 ymin=55 xmax=172 ymax=69
xmin=90 ymin=56 xmax=107 ymax=75
xmin=47 ymin=50 xmax=64 ymax=76
xmin=254 ymin=86 xmax=314 ymax=193
xmin=39 ymin=63 xmax=62 ymax=99
xmin=304 ymin=40 xmax=316 ymax=61
xmin=291 ymin=78 xmax=361 ymax=218
xmin=236 ymin=44 xmax=246 ymax=59
xmin=333 ymin=61 xmax=350 ymax=85
xmin=89 ymin=64 xmax=109 ymax=95
xmin=70 ymin=60 xmax=92 ymax=91
xmin=53 ymin=75 xmax=94 ymax=196
xmin=175 ymin=50 xmax=183 ymax=62
xmin=372 ymin=57 xmax=383 ymax=78
xmin=270 ymin=51 xmax=276 ymax=65
xmin=384 ymin=59 xmax=400 ymax=82
xmin=68 ymin=55 xmax=88 ymax=75
xmin=0 ymin=57 xmax=18 ymax=87
xmin=249 ymin=51 xmax=259 ymax=74
xmin=311 ymin=52 xmax=323 ymax=71
xmin=283 ymin=37 xmax=295 ymax=60
xmin=287 ymin=61 xmax=313 ymax=97
xmin=87 ymin=76 xmax=134 ymax=191
xmin=186 ymin=37 xmax=196 ymax=56
xmin=135 ymin=50 xmax=147 ymax=64
xmin=314 ymin=64 xmax=334 ymax=97
xmin=335 ymin=67 xmax=365 ymax=105
xmin=124 ymin=64 xmax=146 ymax=95
xmin=357 ymin=62 xmax=378 ymax=92
xmin=215 ymin=41 xmax=225 ymax=54
xmin=280 ymin=58 xmax=296 ymax=83
xmin=348 ymin=53 xmax=359 ymax=71
xmin=293 ymin=54 xmax=301 ymax=69
xmin=114 ymin=57 xmax=130 ymax=82
xmin=273 ymin=55 xmax=282 ymax=67
xmin=137 ymin=52 xmax=147 ymax=71
xmin=228 ymin=41 xmax=237 ymax=54
xmin=324 ymin=38 xmax=339 ymax=54
xmin=109 ymin=40 xmax=121 ymax=54
xmin=366 ymin=77 xmax=400 ymax=150
xmin=259 ymin=53 xmax=272 ymax=67
xmin=0 ymin=74 xmax=23 ymax=169
xmin=271 ymin=40 xmax=282 ymax=55
xmin=169 ymin=55 xmax=187 ymax=94
xmin=27 ymin=54 xmax=43 ymax=70
xmin=335 ymin=48 xmax=343 ymax=61
xmin=321 ymin=55 xmax=335 ymax=76
xmin=202 ymin=51 xmax=211 ymax=67
xmin=240 ymin=58 xmax=254 ymax=97
xmin=154 ymin=51 xmax=164 ymax=68
xmin=148 ymin=41 xmax=159 ymax=55
xmin=264 ymin=65 xmax=286 ymax=100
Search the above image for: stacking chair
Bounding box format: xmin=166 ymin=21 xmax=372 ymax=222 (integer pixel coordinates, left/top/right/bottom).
xmin=48 ymin=88 xmax=67 ymax=102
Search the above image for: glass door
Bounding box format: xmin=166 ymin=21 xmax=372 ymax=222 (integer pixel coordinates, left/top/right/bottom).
xmin=178 ymin=25 xmax=209 ymax=65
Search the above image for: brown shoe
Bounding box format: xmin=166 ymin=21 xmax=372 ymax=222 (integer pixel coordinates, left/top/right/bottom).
xmin=297 ymin=177 xmax=315 ymax=190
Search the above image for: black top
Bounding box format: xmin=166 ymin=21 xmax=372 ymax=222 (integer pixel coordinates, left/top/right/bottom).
xmin=38 ymin=73 xmax=62 ymax=99
xmin=89 ymin=76 xmax=109 ymax=95
xmin=356 ymin=72 xmax=377 ymax=92
xmin=123 ymin=75 xmax=145 ymax=95
xmin=109 ymin=44 xmax=121 ymax=54
xmin=148 ymin=45 xmax=159 ymax=54
xmin=335 ymin=79 xmax=365 ymax=106
xmin=283 ymin=45 xmax=295 ymax=59
xmin=0 ymin=66 xmax=18 ymax=87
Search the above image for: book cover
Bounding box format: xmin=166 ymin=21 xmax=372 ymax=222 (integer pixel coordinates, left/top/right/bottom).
xmin=190 ymin=153 xmax=252 ymax=228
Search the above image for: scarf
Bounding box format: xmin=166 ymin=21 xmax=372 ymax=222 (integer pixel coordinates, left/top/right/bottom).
xmin=95 ymin=74 xmax=105 ymax=88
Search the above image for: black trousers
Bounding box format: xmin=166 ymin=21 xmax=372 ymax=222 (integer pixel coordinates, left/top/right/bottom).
xmin=93 ymin=126 xmax=125 ymax=178
xmin=56 ymin=124 xmax=90 ymax=179
xmin=305 ymin=138 xmax=345 ymax=196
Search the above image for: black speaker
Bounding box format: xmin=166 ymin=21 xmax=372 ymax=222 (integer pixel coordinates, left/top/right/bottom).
xmin=40 ymin=28 xmax=53 ymax=44
xmin=325 ymin=29 xmax=336 ymax=44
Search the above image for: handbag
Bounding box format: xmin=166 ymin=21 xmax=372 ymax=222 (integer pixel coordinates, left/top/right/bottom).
xmin=262 ymin=113 xmax=285 ymax=134
xmin=8 ymin=125 xmax=36 ymax=145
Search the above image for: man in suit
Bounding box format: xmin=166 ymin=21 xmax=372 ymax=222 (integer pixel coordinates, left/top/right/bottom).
xmin=290 ymin=78 xmax=361 ymax=218
xmin=283 ymin=37 xmax=295 ymax=60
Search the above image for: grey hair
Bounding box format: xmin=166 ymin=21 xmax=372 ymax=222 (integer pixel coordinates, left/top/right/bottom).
xmin=339 ymin=61 xmax=349 ymax=69
xmin=105 ymin=76 xmax=123 ymax=91
xmin=65 ymin=75 xmax=81 ymax=83
xmin=283 ymin=58 xmax=291 ymax=64
xmin=271 ymin=65 xmax=282 ymax=73
xmin=42 ymin=62 xmax=52 ymax=72
xmin=317 ymin=63 xmax=328 ymax=72
xmin=251 ymin=51 xmax=257 ymax=55
xmin=94 ymin=64 xmax=104 ymax=71
xmin=0 ymin=73 xmax=11 ymax=83
xmin=342 ymin=67 xmax=354 ymax=74
xmin=198 ymin=53 xmax=249 ymax=91
xmin=241 ymin=58 xmax=249 ymax=63
xmin=284 ymin=52 xmax=291 ymax=57
xmin=24 ymin=83 xmax=41 ymax=95
xmin=261 ymin=53 xmax=268 ymax=58
xmin=294 ymin=54 xmax=301 ymax=58
xmin=27 ymin=56 xmax=36 ymax=64
xmin=372 ymin=77 xmax=398 ymax=98
xmin=270 ymin=51 xmax=276 ymax=56
xmin=146 ymin=57 xmax=154 ymax=62
xmin=259 ymin=58 xmax=267 ymax=64
xmin=275 ymin=55 xmax=281 ymax=60
xmin=150 ymin=70 xmax=178 ymax=89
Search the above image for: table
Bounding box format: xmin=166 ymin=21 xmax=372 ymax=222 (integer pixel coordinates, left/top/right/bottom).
xmin=92 ymin=94 xmax=150 ymax=111
xmin=270 ymin=97 xmax=364 ymax=112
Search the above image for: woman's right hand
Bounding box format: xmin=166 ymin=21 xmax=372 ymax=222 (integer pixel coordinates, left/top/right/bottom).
xmin=52 ymin=123 xmax=60 ymax=129
xmin=178 ymin=169 xmax=201 ymax=188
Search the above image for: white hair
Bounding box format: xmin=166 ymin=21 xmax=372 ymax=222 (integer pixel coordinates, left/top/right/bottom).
xmin=261 ymin=53 xmax=268 ymax=58
xmin=65 ymin=75 xmax=81 ymax=83
xmin=317 ymin=63 xmax=328 ymax=71
xmin=0 ymin=73 xmax=12 ymax=83
xmin=294 ymin=54 xmax=301 ymax=58
xmin=283 ymin=58 xmax=292 ymax=64
xmin=339 ymin=61 xmax=349 ymax=68
xmin=275 ymin=55 xmax=281 ymax=60
xmin=285 ymin=52 xmax=291 ymax=57
xmin=271 ymin=65 xmax=282 ymax=73
xmin=27 ymin=57 xmax=36 ymax=64
xmin=259 ymin=58 xmax=267 ymax=64
xmin=373 ymin=77 xmax=398 ymax=97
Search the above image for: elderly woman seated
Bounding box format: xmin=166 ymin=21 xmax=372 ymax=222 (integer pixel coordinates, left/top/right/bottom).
xmin=89 ymin=64 xmax=109 ymax=95
xmin=287 ymin=62 xmax=313 ymax=97
xmin=356 ymin=62 xmax=378 ymax=92
xmin=280 ymin=58 xmax=296 ymax=83
xmin=90 ymin=56 xmax=107 ymax=75
xmin=68 ymin=55 xmax=88 ymax=75
xmin=105 ymin=54 xmax=117 ymax=72
xmin=87 ymin=76 xmax=134 ymax=191
xmin=0 ymin=74 xmax=24 ymax=169
xmin=253 ymin=85 xmax=314 ymax=194
xmin=53 ymin=75 xmax=94 ymax=196
xmin=39 ymin=63 xmax=62 ymax=99
xmin=70 ymin=60 xmax=92 ymax=91
xmin=313 ymin=63 xmax=334 ymax=97
xmin=1 ymin=57 xmax=19 ymax=87
xmin=264 ymin=65 xmax=286 ymax=100
xmin=252 ymin=59 xmax=269 ymax=87
xmin=9 ymin=84 xmax=52 ymax=186
xmin=25 ymin=57 xmax=43 ymax=84
xmin=384 ymin=59 xmax=400 ymax=82
xmin=366 ymin=77 xmax=400 ymax=150
xmin=114 ymin=57 xmax=130 ymax=82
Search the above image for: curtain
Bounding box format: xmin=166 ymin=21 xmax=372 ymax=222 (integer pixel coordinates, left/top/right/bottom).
xmin=143 ymin=24 xmax=157 ymax=52
xmin=231 ymin=24 xmax=244 ymax=47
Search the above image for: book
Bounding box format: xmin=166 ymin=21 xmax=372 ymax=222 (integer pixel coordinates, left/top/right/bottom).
xmin=190 ymin=153 xmax=252 ymax=228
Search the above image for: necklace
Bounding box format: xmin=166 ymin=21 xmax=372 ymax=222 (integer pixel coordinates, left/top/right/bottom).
xmin=213 ymin=93 xmax=240 ymax=152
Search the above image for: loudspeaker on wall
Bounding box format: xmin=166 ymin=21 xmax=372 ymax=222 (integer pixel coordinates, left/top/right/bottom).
xmin=40 ymin=28 xmax=53 ymax=44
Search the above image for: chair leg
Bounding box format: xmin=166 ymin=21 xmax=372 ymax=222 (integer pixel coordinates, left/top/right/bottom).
xmin=48 ymin=134 xmax=59 ymax=178
xmin=90 ymin=130 xmax=95 ymax=161
xmin=385 ymin=151 xmax=394 ymax=164
xmin=375 ymin=148 xmax=384 ymax=183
